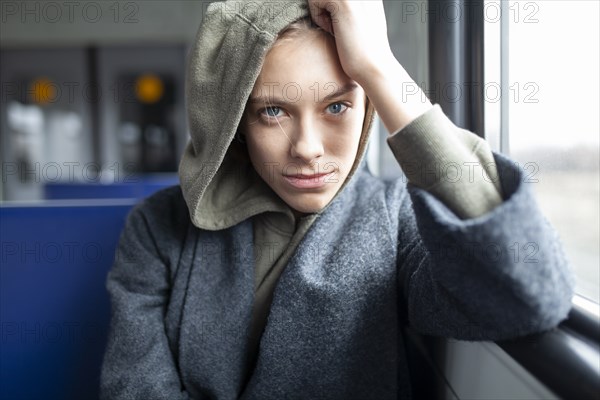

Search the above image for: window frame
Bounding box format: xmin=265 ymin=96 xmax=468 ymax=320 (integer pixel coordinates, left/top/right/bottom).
xmin=498 ymin=296 xmax=600 ymax=400
xmin=428 ymin=0 xmax=600 ymax=398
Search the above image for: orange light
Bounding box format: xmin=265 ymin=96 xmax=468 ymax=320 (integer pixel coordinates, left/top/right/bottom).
xmin=29 ymin=77 xmax=56 ymax=105
xmin=135 ymin=74 xmax=164 ymax=104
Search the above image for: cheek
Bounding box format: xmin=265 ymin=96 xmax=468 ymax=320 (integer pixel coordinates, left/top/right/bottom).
xmin=327 ymin=116 xmax=364 ymax=159
xmin=246 ymin=133 xmax=286 ymax=170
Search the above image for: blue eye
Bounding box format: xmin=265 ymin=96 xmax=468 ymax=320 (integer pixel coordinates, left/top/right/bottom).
xmin=263 ymin=106 xmax=281 ymax=117
xmin=327 ymin=103 xmax=347 ymax=115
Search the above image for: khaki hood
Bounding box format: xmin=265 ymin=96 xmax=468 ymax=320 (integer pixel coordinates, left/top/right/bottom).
xmin=179 ymin=0 xmax=376 ymax=230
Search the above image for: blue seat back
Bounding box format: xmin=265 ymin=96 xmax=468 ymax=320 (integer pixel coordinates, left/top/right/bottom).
xmin=1 ymin=200 xmax=136 ymax=400
xmin=44 ymin=174 xmax=179 ymax=200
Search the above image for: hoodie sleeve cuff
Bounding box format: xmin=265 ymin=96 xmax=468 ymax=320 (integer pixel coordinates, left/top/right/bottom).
xmin=386 ymin=104 xmax=503 ymax=219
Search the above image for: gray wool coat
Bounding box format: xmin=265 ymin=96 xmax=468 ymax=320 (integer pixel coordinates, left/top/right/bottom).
xmin=100 ymin=152 xmax=574 ymax=400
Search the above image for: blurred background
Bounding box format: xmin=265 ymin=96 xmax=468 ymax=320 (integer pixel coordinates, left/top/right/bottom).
xmin=0 ymin=1 xmax=199 ymax=202
xmin=0 ymin=0 xmax=431 ymax=203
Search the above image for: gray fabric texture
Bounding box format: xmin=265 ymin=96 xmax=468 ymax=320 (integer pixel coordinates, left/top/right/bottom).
xmin=100 ymin=152 xmax=575 ymax=399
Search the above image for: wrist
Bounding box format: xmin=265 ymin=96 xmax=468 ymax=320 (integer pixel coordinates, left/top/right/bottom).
xmin=353 ymin=52 xmax=399 ymax=89
xmin=357 ymin=57 xmax=433 ymax=134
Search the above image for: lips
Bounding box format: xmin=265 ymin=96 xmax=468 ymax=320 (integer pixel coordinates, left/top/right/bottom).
xmin=282 ymin=171 xmax=335 ymax=189
xmin=284 ymin=172 xmax=330 ymax=179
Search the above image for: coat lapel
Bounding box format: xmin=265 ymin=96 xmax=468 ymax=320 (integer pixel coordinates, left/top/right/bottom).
xmin=178 ymin=219 xmax=255 ymax=399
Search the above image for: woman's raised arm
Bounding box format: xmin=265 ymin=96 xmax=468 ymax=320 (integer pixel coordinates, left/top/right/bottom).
xmin=311 ymin=0 xmax=575 ymax=339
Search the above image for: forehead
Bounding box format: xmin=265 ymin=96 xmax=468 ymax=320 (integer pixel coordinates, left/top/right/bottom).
xmin=251 ymin=33 xmax=356 ymax=99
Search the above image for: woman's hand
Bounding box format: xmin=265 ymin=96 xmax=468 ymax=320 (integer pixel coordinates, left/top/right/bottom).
xmin=307 ymin=0 xmax=394 ymax=84
xmin=308 ymin=0 xmax=433 ymax=133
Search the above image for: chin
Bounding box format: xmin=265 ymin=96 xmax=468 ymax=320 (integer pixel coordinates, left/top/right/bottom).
xmin=285 ymin=193 xmax=333 ymax=214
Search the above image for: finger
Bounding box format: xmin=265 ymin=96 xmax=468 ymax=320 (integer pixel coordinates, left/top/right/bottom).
xmin=320 ymin=14 xmax=334 ymax=36
xmin=308 ymin=1 xmax=334 ymax=35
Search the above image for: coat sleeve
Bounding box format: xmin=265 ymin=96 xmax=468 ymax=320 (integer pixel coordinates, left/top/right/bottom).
xmin=387 ymin=104 xmax=504 ymax=219
xmin=395 ymin=153 xmax=575 ymax=341
xmin=100 ymin=201 xmax=192 ymax=400
xmin=385 ymin=106 xmax=575 ymax=341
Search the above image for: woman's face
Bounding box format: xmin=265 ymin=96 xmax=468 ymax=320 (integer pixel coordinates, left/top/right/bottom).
xmin=242 ymin=31 xmax=367 ymax=215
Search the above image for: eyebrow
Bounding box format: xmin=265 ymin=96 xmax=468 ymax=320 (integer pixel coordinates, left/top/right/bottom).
xmin=248 ymin=82 xmax=359 ymax=105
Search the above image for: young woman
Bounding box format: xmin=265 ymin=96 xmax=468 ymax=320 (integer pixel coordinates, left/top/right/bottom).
xmin=100 ymin=1 xmax=575 ymax=398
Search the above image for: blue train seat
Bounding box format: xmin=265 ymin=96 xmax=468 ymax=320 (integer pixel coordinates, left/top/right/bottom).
xmin=1 ymin=199 xmax=137 ymax=400
xmin=44 ymin=174 xmax=179 ymax=200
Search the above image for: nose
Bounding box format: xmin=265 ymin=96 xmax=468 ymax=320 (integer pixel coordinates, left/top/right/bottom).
xmin=289 ymin=119 xmax=324 ymax=164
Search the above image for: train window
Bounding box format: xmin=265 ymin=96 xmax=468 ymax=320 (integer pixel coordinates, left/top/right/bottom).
xmin=503 ymin=0 xmax=599 ymax=304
